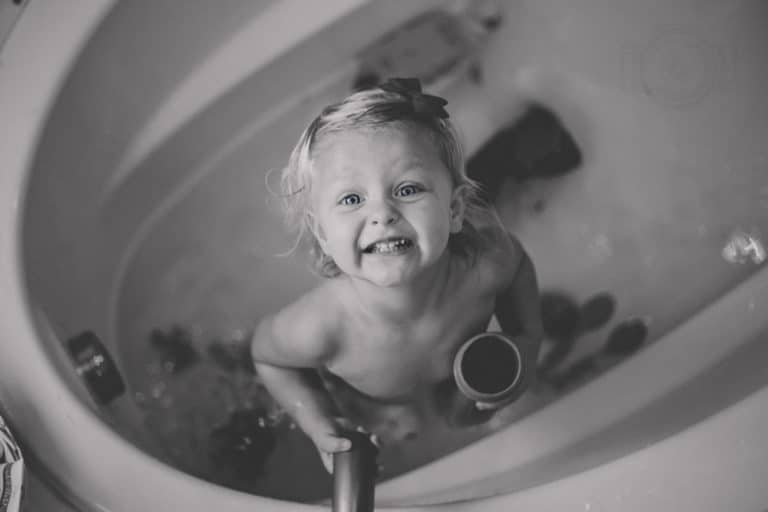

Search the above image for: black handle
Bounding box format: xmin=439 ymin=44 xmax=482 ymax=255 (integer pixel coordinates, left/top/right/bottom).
xmin=332 ymin=430 xmax=378 ymax=512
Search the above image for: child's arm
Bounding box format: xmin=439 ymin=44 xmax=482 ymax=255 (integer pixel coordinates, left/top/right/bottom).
xmin=251 ymin=299 xmax=352 ymax=470
xmin=495 ymin=238 xmax=544 ymax=342
xmin=481 ymin=235 xmax=543 ymax=409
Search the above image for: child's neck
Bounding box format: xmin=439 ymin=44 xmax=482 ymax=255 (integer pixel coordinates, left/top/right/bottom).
xmin=342 ymin=251 xmax=455 ymax=323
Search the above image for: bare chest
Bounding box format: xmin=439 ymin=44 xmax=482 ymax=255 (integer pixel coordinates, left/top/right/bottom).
xmin=327 ymin=289 xmax=497 ymax=400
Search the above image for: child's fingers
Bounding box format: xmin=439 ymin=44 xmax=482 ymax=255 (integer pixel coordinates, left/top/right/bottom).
xmin=333 ymin=415 xmax=359 ymax=432
xmin=313 ymin=433 xmax=352 ymax=474
xmin=320 ymin=450 xmax=334 ymax=474
xmin=475 ymin=401 xmax=498 ymax=411
xmin=332 ymin=417 xmax=379 ymax=446
xmin=349 ymin=422 xmax=381 ymax=448
xmin=314 ymin=432 xmax=352 ymax=454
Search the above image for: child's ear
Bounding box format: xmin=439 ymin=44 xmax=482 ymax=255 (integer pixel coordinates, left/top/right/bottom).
xmin=449 ymin=185 xmax=467 ymax=233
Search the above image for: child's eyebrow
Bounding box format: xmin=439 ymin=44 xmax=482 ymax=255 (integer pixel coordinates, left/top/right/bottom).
xmin=323 ymin=178 xmax=360 ymax=196
xmin=399 ymin=165 xmax=436 ymax=181
xmin=398 ymin=156 xmax=431 ymax=169
xmin=400 ymin=165 xmax=427 ymax=175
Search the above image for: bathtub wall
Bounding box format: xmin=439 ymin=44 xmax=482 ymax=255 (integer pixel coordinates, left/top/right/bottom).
xmin=467 ymin=0 xmax=768 ymax=346
xmin=22 ymin=0 xmax=768 ymax=408
xmin=21 ymin=0 xmax=444 ymax=361
xmin=113 ymin=0 xmax=768 ymax=364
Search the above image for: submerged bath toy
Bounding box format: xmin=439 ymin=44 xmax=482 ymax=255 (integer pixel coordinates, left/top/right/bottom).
xmin=148 ymin=325 xmax=200 ymax=374
xmin=208 ymin=408 xmax=277 ymax=480
xmin=466 ymin=103 xmax=583 ymax=202
xmin=67 ymin=330 xmax=126 ymax=404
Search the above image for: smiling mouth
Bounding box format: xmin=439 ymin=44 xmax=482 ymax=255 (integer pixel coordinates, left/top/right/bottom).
xmin=362 ymin=237 xmax=414 ymax=255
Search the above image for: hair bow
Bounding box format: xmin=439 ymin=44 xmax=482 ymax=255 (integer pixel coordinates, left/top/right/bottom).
xmin=378 ymin=77 xmax=450 ymax=119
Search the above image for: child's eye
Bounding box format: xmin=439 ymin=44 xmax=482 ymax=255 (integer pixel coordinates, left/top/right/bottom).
xmin=339 ymin=193 xmax=362 ymax=206
xmin=395 ymin=184 xmax=422 ymax=197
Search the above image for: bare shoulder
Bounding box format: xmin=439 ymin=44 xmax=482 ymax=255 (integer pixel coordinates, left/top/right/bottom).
xmin=475 ymin=225 xmax=526 ymax=287
xmin=251 ymin=281 xmax=343 ymax=367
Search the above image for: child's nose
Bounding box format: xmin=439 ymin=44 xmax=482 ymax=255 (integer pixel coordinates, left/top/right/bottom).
xmin=369 ymin=200 xmax=400 ymax=226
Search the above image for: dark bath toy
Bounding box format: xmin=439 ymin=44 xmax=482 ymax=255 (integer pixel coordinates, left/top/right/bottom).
xmin=208 ymin=408 xmax=277 ymax=479
xmin=538 ymin=291 xmax=582 ymax=376
xmin=148 ymin=325 xmax=200 ymax=374
xmin=540 ymin=291 xmax=583 ymax=342
xmin=538 ymin=291 xmax=619 ymax=381
xmin=67 ymin=330 xmax=125 ymax=405
xmin=580 ymin=292 xmax=616 ymax=331
xmin=603 ymin=318 xmax=648 ymax=357
xmin=467 ymin=103 xmax=583 ymax=202
xmin=207 ymin=338 xmax=254 ymax=374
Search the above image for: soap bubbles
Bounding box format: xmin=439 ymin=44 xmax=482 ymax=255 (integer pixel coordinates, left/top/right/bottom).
xmin=722 ymin=229 xmax=766 ymax=265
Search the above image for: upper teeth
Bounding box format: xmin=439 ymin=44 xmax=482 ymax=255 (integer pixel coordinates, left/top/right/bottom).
xmin=368 ymin=238 xmax=409 ymax=253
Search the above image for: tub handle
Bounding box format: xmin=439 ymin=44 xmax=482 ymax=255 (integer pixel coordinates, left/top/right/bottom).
xmin=332 ymin=430 xmax=378 ymax=512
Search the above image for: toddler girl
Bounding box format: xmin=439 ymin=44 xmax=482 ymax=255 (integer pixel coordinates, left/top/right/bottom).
xmin=251 ymin=78 xmax=542 ymax=471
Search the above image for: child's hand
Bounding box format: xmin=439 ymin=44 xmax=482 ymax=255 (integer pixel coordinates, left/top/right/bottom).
xmin=308 ymin=417 xmax=378 ymax=473
xmin=313 ymin=429 xmax=352 ymax=474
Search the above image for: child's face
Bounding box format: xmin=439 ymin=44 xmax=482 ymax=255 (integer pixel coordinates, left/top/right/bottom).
xmin=310 ymin=124 xmax=464 ymax=287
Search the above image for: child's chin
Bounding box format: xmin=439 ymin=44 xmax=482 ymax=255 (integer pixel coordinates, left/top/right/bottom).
xmin=364 ymin=268 xmax=414 ymax=288
xmin=363 ymin=273 xmax=407 ymax=288
xmin=374 ymin=278 xmax=410 ymax=288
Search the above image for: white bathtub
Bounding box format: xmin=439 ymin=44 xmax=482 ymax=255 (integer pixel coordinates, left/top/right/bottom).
xmin=2 ymin=0 xmax=768 ymax=510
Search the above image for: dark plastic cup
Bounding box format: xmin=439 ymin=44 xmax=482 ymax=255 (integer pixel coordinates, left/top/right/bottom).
xmin=453 ymin=332 xmax=524 ymax=405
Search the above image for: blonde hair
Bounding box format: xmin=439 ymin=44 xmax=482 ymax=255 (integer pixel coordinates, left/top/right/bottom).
xmin=279 ymin=81 xmax=502 ymax=277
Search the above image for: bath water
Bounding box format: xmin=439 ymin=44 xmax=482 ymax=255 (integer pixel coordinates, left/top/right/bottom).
xmin=113 ymin=240 xmax=654 ymax=502
xmin=110 ymin=72 xmax=761 ymax=502
xmin=118 ymin=321 xmax=516 ymax=502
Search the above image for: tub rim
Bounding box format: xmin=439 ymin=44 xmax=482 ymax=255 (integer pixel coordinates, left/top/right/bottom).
xmin=2 ymin=2 xmax=768 ymax=511
xmin=0 ymin=1 xmax=342 ymax=511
